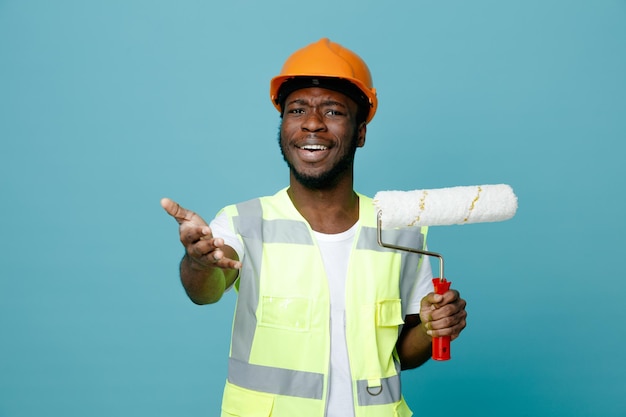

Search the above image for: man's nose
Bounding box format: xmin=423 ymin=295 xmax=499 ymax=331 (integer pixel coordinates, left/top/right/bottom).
xmin=301 ymin=111 xmax=326 ymax=131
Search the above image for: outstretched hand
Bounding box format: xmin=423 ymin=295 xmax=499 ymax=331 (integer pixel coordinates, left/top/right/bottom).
xmin=160 ymin=198 xmax=241 ymax=270
xmin=419 ymin=288 xmax=467 ymax=340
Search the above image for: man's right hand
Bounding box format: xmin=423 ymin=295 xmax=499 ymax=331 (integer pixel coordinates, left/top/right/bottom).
xmin=160 ymin=198 xmax=241 ymax=270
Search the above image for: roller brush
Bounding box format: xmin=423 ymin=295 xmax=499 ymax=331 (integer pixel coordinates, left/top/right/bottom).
xmin=374 ymin=184 xmax=518 ymax=360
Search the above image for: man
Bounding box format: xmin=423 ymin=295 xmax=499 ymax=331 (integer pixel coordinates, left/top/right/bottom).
xmin=162 ymin=38 xmax=467 ymax=417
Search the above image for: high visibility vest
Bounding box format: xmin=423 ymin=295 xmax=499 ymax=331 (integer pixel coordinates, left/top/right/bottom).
xmin=219 ymin=188 xmax=427 ymax=417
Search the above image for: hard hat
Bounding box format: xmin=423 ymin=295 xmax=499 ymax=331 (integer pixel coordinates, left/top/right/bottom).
xmin=270 ymin=38 xmax=378 ymax=123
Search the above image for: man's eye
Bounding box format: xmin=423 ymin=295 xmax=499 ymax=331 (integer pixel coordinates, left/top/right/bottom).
xmin=326 ymin=109 xmax=343 ymax=116
xmin=288 ymin=108 xmax=304 ymax=114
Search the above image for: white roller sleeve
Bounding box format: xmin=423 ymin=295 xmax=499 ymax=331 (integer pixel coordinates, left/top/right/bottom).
xmin=374 ymin=184 xmax=518 ymax=228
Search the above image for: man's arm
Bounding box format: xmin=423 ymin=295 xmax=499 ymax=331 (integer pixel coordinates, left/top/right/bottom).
xmin=161 ymin=198 xmax=241 ymax=305
xmin=397 ymin=290 xmax=467 ymax=369
xmin=179 ymin=246 xmax=239 ymax=304
xmin=396 ymin=314 xmax=432 ymax=369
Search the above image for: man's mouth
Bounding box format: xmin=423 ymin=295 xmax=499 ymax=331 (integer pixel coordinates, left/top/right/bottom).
xmin=299 ymin=144 xmax=328 ymax=151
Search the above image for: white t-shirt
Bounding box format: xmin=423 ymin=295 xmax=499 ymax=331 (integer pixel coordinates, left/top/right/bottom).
xmin=210 ymin=212 xmax=433 ymax=417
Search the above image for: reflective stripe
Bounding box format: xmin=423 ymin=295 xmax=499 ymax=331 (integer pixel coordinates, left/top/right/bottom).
xmin=230 ymin=199 xmax=263 ymax=362
xmin=356 ymin=226 xmax=424 ymax=253
xmin=229 ymin=358 xmax=401 ymax=405
xmin=356 ymin=373 xmax=402 ymax=406
xmin=228 ymin=357 xmax=324 ymax=400
xmin=229 ymin=353 xmax=402 ymax=405
xmin=263 ymin=219 xmax=314 ymax=245
xmin=237 ymin=217 xmax=314 ymax=245
xmin=235 ymin=200 xmax=313 ymax=246
xmin=230 ymin=199 xmax=316 ymax=362
xmin=357 ymin=226 xmax=424 ymax=317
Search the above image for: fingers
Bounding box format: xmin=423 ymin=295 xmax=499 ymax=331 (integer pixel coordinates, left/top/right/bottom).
xmin=210 ymin=242 xmax=242 ymax=270
xmin=160 ymin=197 xmax=185 ymax=219
xmin=160 ymin=197 xmax=209 ymax=227
xmin=425 ymin=308 xmax=467 ymax=339
xmin=180 ymin=223 xmax=213 ymax=247
xmin=161 ymin=197 xmax=241 ymax=271
xmin=211 ymin=253 xmax=243 ymax=270
xmin=187 ymin=235 xmax=223 ymax=263
xmin=420 ymin=289 xmax=467 ymax=339
xmin=186 ymin=236 xmax=242 ymax=271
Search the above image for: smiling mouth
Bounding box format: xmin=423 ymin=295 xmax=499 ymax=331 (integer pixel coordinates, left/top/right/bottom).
xmin=298 ymin=144 xmax=328 ymax=151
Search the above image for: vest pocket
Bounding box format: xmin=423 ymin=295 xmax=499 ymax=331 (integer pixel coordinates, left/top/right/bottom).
xmin=259 ymin=295 xmax=311 ymax=332
xmin=376 ymin=299 xmax=404 ymax=327
xmin=373 ymin=299 xmax=404 ymax=376
xmin=222 ymin=381 xmax=274 ymax=417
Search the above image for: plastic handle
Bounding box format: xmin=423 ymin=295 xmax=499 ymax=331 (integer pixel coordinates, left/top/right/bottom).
xmin=432 ymin=278 xmax=452 ymax=361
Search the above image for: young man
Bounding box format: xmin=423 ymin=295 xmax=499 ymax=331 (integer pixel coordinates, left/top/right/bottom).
xmin=162 ymin=38 xmax=467 ymax=417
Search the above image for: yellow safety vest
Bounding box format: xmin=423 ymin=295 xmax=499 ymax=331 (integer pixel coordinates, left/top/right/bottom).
xmin=219 ymin=188 xmax=427 ymax=417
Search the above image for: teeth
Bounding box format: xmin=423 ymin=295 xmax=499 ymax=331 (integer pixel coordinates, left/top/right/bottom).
xmin=301 ymin=144 xmax=327 ymax=151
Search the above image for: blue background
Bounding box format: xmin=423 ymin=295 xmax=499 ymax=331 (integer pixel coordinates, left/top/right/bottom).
xmin=1 ymin=1 xmax=625 ymax=416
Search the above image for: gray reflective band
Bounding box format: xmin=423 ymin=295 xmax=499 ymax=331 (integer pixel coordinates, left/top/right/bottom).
xmin=235 ymin=199 xmax=314 ymax=245
xmin=356 ymin=373 xmax=402 ymax=406
xmin=230 ymin=199 xmax=263 ymax=362
xmin=357 ymin=227 xmax=424 ymax=317
xmin=229 ymin=357 xmax=401 ymax=405
xmin=356 ymin=226 xmax=424 ymax=253
xmin=229 ymin=357 xmax=324 ymax=400
xmin=230 ymin=199 xmax=315 ymax=362
xmin=263 ymin=218 xmax=314 ymax=245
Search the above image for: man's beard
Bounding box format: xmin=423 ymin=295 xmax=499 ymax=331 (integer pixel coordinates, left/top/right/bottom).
xmin=278 ymin=126 xmax=359 ymax=190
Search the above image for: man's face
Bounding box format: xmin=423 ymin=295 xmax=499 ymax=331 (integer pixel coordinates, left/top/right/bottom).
xmin=278 ymin=87 xmax=366 ymax=189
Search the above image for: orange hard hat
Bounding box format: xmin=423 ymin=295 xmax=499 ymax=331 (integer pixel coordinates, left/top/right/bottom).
xmin=270 ymin=38 xmax=378 ymax=124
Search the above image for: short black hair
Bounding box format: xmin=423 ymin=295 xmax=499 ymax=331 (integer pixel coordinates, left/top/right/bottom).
xmin=276 ymin=76 xmax=369 ymax=125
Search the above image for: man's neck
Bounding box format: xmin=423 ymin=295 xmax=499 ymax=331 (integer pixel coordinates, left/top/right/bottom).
xmin=287 ymin=180 xmax=359 ymax=234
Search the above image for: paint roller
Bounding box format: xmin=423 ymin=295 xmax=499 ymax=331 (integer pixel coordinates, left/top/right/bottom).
xmin=373 ymin=184 xmax=518 ymax=360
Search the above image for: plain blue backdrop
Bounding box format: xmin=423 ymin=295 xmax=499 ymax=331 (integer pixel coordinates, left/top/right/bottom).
xmin=1 ymin=1 xmax=625 ymax=416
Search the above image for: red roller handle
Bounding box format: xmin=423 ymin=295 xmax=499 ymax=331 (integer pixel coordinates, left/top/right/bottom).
xmin=432 ymin=278 xmax=452 ymax=361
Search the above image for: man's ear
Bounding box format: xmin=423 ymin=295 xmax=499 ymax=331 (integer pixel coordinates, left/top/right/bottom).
xmin=356 ymin=122 xmax=367 ymax=148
